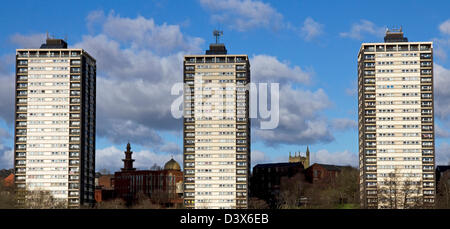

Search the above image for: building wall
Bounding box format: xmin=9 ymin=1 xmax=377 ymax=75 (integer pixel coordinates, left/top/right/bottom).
xmin=14 ymin=48 xmax=96 ymax=208
xmin=114 ymin=170 xmax=183 ymax=207
xmin=305 ymin=164 xmax=341 ymax=184
xmin=358 ymin=42 xmax=435 ymax=208
xmin=183 ymin=54 xmax=250 ymax=209
xmin=250 ymin=163 xmax=304 ymax=208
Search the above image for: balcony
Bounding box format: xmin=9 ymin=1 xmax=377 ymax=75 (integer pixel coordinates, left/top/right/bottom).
xmin=422 ymin=142 xmax=433 ymax=147
xmin=364 ymin=46 xmax=375 ymax=52
xmin=423 ymin=166 xmax=434 ymax=171
xmin=420 ymin=45 xmax=431 ymax=51
xmin=423 ymin=149 xmax=433 ymax=155
xmin=236 ymin=57 xmax=246 ymax=63
xmin=386 ymin=46 xmax=397 ymax=52
xmin=17 ymin=83 xmax=27 ymax=89
xmin=421 ymin=94 xmax=432 ymax=99
xmin=422 ymin=110 xmax=432 ymax=115
xmin=364 ymin=55 xmax=375 ymax=60
xmin=364 ymin=71 xmax=375 ymax=76
xmin=420 ymin=53 xmax=432 ymax=59
xmin=422 ymin=118 xmax=433 ymax=123
xmin=398 ymin=45 xmax=408 ymax=51
xmin=422 ymin=157 xmax=434 ymax=163
xmin=421 ymin=62 xmax=432 ymax=67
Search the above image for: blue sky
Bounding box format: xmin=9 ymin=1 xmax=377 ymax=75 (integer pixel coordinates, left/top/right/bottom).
xmin=0 ymin=0 xmax=449 ymax=171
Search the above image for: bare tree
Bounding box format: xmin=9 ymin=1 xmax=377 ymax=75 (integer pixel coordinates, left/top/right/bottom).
xmin=248 ymin=197 xmax=269 ymax=209
xmin=277 ymin=173 xmax=307 ymax=209
xmin=0 ymin=181 xmax=16 ymax=209
xmin=23 ymin=189 xmax=67 ymax=209
xmin=436 ymin=172 xmax=450 ymax=209
xmin=96 ymin=198 xmax=127 ymax=209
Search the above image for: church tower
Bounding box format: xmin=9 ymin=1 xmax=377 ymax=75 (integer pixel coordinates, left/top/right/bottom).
xmin=289 ymin=146 xmax=310 ymax=168
xmin=122 ymin=142 xmax=136 ymax=171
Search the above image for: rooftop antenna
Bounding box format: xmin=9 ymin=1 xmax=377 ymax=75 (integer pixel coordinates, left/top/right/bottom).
xmin=213 ymin=29 xmax=223 ymax=44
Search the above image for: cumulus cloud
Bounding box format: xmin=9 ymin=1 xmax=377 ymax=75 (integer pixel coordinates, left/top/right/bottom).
xmin=436 ymin=142 xmax=450 ymax=166
xmin=300 ymin=17 xmax=324 ymax=41
xmin=199 ymin=0 xmax=284 ymax=31
xmin=96 ymin=145 xmax=182 ymax=172
xmin=70 ymin=11 xmax=205 ymax=149
xmin=434 ymin=64 xmax=450 ymax=120
xmin=251 ymin=55 xmax=312 ymax=84
xmin=0 ymin=57 xmax=14 ymax=123
xmin=434 ymin=19 xmax=450 ymax=61
xmin=310 ymin=149 xmax=358 ymax=167
xmin=439 ymin=19 xmax=450 ymax=35
xmin=0 ymin=126 xmax=13 ymax=169
xmin=254 ymin=85 xmax=334 ymax=146
xmin=340 ymin=20 xmax=385 ymax=40
xmin=251 ymin=150 xmax=272 ymax=165
xmin=9 ymin=33 xmax=46 ymax=49
xmin=99 ymin=11 xmax=204 ymax=54
xmin=331 ymin=118 xmax=357 ymax=131
xmin=436 ymin=124 xmax=450 ymax=138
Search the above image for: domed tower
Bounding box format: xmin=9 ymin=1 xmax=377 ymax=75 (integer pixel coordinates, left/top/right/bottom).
xmin=164 ymin=158 xmax=181 ymax=171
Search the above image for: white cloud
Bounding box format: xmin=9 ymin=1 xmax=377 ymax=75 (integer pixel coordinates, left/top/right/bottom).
xmin=434 ymin=64 xmax=450 ymax=120
xmin=9 ymin=33 xmax=46 ymax=49
xmin=199 ymin=0 xmax=283 ymax=31
xmin=96 ymin=145 xmax=182 ymax=172
xmin=254 ymin=86 xmax=334 ymax=146
xmin=0 ymin=126 xmax=13 ymax=169
xmin=331 ymin=118 xmax=357 ymax=131
xmin=70 ymin=12 xmax=205 ymax=148
xmin=436 ymin=125 xmax=450 ymax=138
xmin=310 ymin=149 xmax=358 ymax=167
xmin=0 ymin=57 xmax=14 ymax=123
xmin=439 ymin=19 xmax=450 ymax=35
xmin=300 ymin=17 xmax=324 ymax=41
xmin=251 ymin=54 xmax=312 ymax=84
xmin=436 ymin=142 xmax=450 ymax=166
xmin=251 ymin=150 xmax=272 ymax=165
xmin=340 ymin=20 xmax=385 ymax=40
xmin=99 ymin=11 xmax=204 ymax=54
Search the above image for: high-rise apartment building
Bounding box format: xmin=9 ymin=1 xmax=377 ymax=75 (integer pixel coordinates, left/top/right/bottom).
xmin=14 ymin=38 xmax=96 ymax=208
xmin=358 ymin=29 xmax=435 ymax=208
xmin=183 ymin=41 xmax=250 ymax=209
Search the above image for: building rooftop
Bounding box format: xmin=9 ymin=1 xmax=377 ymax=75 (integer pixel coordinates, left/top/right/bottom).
xmin=384 ymin=28 xmax=408 ymax=43
xmin=40 ymin=38 xmax=68 ymax=49
xmin=311 ymin=163 xmax=350 ymax=171
xmin=205 ymin=43 xmax=228 ymax=55
xmin=436 ymin=165 xmax=450 ymax=173
xmin=254 ymin=162 xmax=303 ymax=169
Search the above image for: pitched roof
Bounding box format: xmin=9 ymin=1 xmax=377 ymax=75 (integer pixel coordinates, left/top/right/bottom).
xmin=3 ymin=174 xmax=14 ymax=187
xmin=436 ymin=166 xmax=450 ymax=173
xmin=313 ymin=163 xmax=349 ymax=171
xmin=254 ymin=162 xmax=303 ymax=169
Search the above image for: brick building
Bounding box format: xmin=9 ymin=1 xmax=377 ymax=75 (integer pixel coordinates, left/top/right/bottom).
xmin=305 ymin=163 xmax=351 ymax=184
xmin=250 ymin=162 xmax=305 ymax=208
xmin=113 ymin=143 xmax=183 ymax=208
xmin=94 ymin=174 xmax=114 ymax=203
